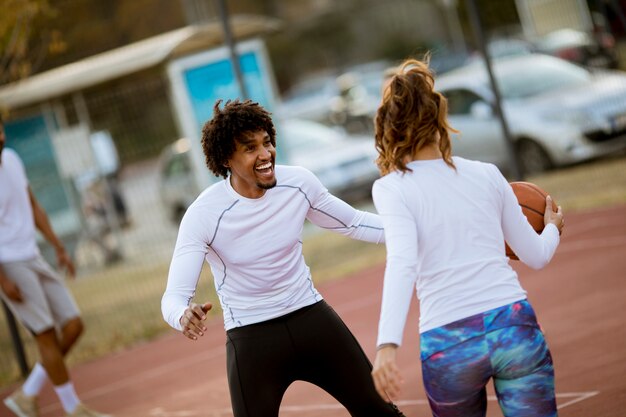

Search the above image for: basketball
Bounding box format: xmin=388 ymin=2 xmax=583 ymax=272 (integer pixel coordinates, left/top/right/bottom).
xmin=505 ymin=181 xmax=558 ymax=260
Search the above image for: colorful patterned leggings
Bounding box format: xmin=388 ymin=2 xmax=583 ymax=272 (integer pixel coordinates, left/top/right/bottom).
xmin=420 ymin=300 xmax=557 ymax=417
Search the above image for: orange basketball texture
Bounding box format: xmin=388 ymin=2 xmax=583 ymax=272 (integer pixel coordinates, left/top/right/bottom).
xmin=505 ymin=182 xmax=558 ymax=260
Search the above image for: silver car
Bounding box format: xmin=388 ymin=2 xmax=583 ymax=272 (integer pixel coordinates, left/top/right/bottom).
xmin=158 ymin=137 xmax=213 ymax=223
xmin=436 ymin=54 xmax=626 ymax=174
xmin=278 ymin=119 xmax=379 ymax=202
xmin=159 ymin=119 xmax=379 ymax=223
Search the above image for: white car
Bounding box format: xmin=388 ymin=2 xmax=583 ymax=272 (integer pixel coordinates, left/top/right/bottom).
xmin=278 ymin=74 xmax=339 ymax=124
xmin=278 ymin=119 xmax=379 ymax=202
xmin=436 ymin=54 xmax=626 ymax=174
xmin=158 ymin=137 xmax=209 ymax=223
xmin=277 ymin=61 xmax=389 ymax=135
xmin=159 ymin=119 xmax=379 ymax=223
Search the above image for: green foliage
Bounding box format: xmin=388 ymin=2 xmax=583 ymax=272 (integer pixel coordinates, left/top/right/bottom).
xmin=0 ymin=0 xmax=62 ymax=83
xmin=39 ymin=0 xmax=184 ymax=72
xmin=0 ymin=0 xmax=186 ymax=84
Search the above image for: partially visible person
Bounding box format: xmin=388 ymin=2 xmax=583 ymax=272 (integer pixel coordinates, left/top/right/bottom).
xmin=370 ymin=59 xmax=564 ymax=417
xmin=80 ymin=181 xmax=122 ymax=265
xmin=0 ymin=117 xmax=111 ymax=417
xmin=162 ymin=99 xmax=405 ymax=417
xmin=103 ymin=175 xmax=131 ymax=229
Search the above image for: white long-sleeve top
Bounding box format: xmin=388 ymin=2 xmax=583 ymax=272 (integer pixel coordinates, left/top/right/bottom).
xmin=162 ymin=165 xmax=384 ymax=331
xmin=373 ymin=157 xmax=559 ymax=346
xmin=0 ymin=149 xmax=39 ymax=263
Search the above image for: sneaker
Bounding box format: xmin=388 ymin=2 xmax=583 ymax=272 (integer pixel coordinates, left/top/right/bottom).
xmin=66 ymin=403 xmax=111 ymax=417
xmin=3 ymin=389 xmax=39 ymax=417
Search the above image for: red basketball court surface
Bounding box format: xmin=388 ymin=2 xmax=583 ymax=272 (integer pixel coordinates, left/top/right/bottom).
xmin=2 ymin=204 xmax=625 ymax=417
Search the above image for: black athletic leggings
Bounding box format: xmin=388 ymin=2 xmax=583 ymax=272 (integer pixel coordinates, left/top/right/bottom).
xmin=225 ymin=300 xmax=404 ymax=417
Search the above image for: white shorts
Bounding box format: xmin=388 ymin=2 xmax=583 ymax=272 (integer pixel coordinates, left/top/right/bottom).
xmin=0 ymin=255 xmax=80 ymax=334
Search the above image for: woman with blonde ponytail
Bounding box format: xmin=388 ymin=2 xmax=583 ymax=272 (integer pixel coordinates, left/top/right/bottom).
xmin=370 ymin=58 xmax=564 ymax=417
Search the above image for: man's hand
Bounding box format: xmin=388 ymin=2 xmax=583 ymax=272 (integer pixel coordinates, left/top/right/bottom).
xmin=180 ymin=302 xmax=212 ymax=341
xmin=56 ymin=247 xmax=76 ymax=278
xmin=0 ymin=279 xmax=23 ymax=302
xmin=372 ymin=344 xmax=403 ymax=401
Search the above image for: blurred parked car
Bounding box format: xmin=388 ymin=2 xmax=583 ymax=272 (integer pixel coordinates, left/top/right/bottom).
xmin=327 ymin=71 xmax=383 ymax=135
xmin=436 ymin=54 xmax=626 ymax=174
xmin=159 ymin=119 xmax=379 ymax=223
xmin=488 ymin=38 xmax=535 ymax=58
xmin=278 ymin=73 xmax=339 ymax=124
xmin=278 ymin=56 xmax=480 ymax=136
xmin=159 ymin=137 xmax=216 ymax=223
xmin=534 ymin=28 xmax=619 ymax=69
xmin=277 ymin=61 xmax=390 ymax=134
xmin=429 ymin=49 xmax=473 ymax=75
xmin=279 ymin=119 xmax=379 ymax=202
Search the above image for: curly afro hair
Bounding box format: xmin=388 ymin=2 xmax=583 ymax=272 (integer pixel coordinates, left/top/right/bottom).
xmin=201 ymin=99 xmax=276 ymax=178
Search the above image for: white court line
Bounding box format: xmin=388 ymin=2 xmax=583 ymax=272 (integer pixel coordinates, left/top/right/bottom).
xmin=554 ymin=391 xmax=600 ymax=410
xmin=147 ymin=391 xmax=601 ymax=416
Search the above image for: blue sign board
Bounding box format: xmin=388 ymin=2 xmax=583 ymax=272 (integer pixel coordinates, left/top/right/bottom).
xmin=167 ymin=39 xmax=281 ymax=189
xmin=183 ymin=50 xmax=274 ymax=136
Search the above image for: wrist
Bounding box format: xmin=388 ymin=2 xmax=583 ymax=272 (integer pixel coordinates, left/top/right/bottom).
xmin=377 ymin=342 xmax=399 ymax=351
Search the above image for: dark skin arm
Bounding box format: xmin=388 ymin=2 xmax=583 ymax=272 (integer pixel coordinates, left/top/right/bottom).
xmin=0 ymin=265 xmax=22 ymax=302
xmin=180 ymin=302 xmax=212 ymax=341
xmin=29 ymin=187 xmax=75 ymax=278
xmin=1 ymin=188 xmax=76 ymax=301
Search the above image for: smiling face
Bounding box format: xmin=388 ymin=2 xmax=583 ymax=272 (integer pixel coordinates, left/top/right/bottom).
xmin=227 ymin=130 xmax=276 ymax=198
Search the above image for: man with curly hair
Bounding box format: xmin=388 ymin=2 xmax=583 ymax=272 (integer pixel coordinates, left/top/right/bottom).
xmin=162 ymin=99 xmax=404 ymax=417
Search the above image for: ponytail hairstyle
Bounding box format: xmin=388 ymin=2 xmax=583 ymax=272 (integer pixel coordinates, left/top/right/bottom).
xmin=375 ymin=56 xmax=457 ymax=176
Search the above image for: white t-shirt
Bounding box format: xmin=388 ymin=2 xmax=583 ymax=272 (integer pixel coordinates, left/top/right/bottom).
xmin=0 ymin=148 xmax=39 ymax=263
xmin=162 ymin=165 xmax=384 ymax=331
xmin=373 ymin=157 xmax=559 ymax=346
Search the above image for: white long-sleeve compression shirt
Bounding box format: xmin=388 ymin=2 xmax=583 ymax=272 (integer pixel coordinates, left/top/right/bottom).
xmin=162 ymin=165 xmax=384 ymax=331
xmin=373 ymin=157 xmax=559 ymax=346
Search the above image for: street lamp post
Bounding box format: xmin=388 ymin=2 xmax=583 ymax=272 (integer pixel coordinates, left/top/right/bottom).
xmin=215 ymin=0 xmax=249 ymax=99
xmin=440 ymin=0 xmax=467 ymax=55
xmin=466 ymin=0 xmax=524 ymax=180
xmin=180 ymin=0 xmax=249 ymax=99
